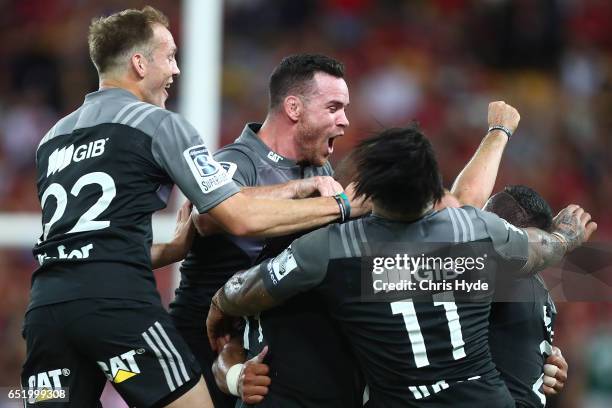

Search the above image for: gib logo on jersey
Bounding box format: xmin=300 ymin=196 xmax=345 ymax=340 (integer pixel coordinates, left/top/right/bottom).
xmin=47 ymin=138 xmax=108 ymax=176
xmin=267 ymin=247 xmax=298 ymax=285
xmin=183 ymin=145 xmax=232 ymax=194
xmin=97 ymin=348 xmax=145 ymax=383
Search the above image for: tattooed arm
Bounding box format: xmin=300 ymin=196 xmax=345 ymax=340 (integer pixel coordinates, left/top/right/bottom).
xmin=520 ymin=205 xmax=597 ymax=275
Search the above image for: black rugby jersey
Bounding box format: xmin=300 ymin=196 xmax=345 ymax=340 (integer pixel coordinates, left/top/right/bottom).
xmin=31 ymin=88 xmax=238 ymax=310
xmin=489 ymin=275 xmax=556 ymax=407
xmin=259 ymin=207 xmax=529 ymax=407
xmin=175 ymin=123 xmax=333 ymax=305
xmin=173 ymin=124 xmax=363 ymax=407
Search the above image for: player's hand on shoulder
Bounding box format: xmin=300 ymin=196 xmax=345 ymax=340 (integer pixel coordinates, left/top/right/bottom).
xmin=239 ymin=346 xmax=271 ymax=404
xmin=487 ymin=101 xmax=520 ymax=135
xmin=543 ymin=346 xmax=567 ymax=395
xmin=346 ymin=182 xmax=372 ymax=218
xmin=296 ymin=176 xmax=343 ymax=198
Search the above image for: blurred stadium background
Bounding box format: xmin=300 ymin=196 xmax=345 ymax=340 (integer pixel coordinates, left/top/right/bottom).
xmin=0 ymin=0 xmax=611 ymax=407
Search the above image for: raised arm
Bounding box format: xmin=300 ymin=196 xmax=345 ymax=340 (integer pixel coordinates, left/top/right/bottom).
xmin=520 ymin=205 xmax=597 ymax=275
xmin=451 ymin=101 xmax=520 ymax=208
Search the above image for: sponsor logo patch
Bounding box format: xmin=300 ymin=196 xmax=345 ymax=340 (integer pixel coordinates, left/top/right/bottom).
xmin=47 ymin=138 xmax=108 ymax=176
xmin=183 ymin=145 xmax=232 ymax=194
xmin=97 ymin=348 xmax=145 ymax=384
xmin=219 ymin=161 xmax=238 ymax=179
xmin=267 ymin=247 xmax=298 ymax=284
xmin=267 ymin=151 xmax=282 ymax=163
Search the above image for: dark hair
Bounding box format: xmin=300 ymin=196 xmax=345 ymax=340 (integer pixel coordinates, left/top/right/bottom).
xmin=353 ymin=125 xmax=444 ymax=215
xmin=484 ymin=185 xmax=553 ymax=231
xmin=88 ymin=6 xmax=169 ymax=74
xmin=268 ymin=54 xmax=345 ymax=110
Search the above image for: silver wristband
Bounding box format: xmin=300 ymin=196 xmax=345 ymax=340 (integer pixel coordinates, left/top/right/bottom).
xmin=488 ymin=125 xmax=512 ymax=139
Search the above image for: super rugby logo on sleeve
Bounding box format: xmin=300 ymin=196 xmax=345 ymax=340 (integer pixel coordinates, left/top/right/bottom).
xmin=219 ymin=161 xmax=238 ymax=179
xmin=267 ymin=246 xmax=298 ymax=285
xmin=183 ymin=145 xmax=232 ymax=194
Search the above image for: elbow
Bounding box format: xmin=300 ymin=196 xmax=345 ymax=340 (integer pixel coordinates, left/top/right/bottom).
xmin=223 ymin=215 xmax=262 ymax=237
xmin=453 ymin=188 xmax=486 ymax=209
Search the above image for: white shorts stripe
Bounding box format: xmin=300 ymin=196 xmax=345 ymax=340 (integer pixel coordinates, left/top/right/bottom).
xmin=142 ymin=331 xmax=176 ymax=392
xmin=147 ymin=326 xmax=184 ymax=387
xmin=154 ymin=322 xmax=191 ymax=383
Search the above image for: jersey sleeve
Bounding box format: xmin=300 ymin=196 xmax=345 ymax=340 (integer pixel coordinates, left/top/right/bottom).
xmin=475 ymin=208 xmax=529 ymax=271
xmin=260 ymin=226 xmax=331 ymax=303
xmin=151 ymin=113 xmax=240 ymax=213
xmin=213 ymin=147 xmax=257 ymax=187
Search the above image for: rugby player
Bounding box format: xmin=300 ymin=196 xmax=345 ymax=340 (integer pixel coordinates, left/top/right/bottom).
xmin=484 ymin=186 xmax=567 ymax=407
xmin=24 ymin=8 xmax=366 ymax=408
xmin=169 ymin=54 xmax=362 ymax=408
xmin=208 ymin=125 xmax=596 ymax=407
xmin=205 ymin=100 xmax=523 ymax=407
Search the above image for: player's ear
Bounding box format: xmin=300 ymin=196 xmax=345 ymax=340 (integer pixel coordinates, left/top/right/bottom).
xmin=283 ymin=95 xmax=302 ymax=122
xmin=131 ymin=53 xmax=147 ymax=79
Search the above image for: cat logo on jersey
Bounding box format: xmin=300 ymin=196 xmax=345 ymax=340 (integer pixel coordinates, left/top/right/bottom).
xmin=267 ymin=246 xmax=298 ymax=284
xmin=183 ymin=145 xmax=232 ymax=194
xmin=267 ymin=151 xmax=282 ymax=163
xmin=97 ymin=348 xmax=145 ymax=383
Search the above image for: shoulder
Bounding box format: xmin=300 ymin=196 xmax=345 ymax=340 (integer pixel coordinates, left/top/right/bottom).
xmin=151 ymin=111 xmax=195 ymax=139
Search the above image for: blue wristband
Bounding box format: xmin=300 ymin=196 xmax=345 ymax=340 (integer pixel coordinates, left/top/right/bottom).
xmin=334 ymin=192 xmax=351 ymax=222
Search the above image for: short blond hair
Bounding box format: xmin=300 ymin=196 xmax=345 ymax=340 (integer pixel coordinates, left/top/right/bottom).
xmin=88 ymin=6 xmax=169 ymax=74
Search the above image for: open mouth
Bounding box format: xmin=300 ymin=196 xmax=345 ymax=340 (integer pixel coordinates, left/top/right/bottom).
xmin=327 ymin=137 xmax=336 ymax=154
xmin=164 ymin=82 xmax=172 ymax=97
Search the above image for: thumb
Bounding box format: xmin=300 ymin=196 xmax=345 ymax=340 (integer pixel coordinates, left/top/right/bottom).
xmin=253 ymin=345 xmax=268 ymax=364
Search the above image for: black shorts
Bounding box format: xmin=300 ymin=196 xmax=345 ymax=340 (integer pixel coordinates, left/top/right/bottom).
xmin=21 ymin=298 xmax=201 ymax=408
xmin=169 ymin=298 xmax=237 ymax=408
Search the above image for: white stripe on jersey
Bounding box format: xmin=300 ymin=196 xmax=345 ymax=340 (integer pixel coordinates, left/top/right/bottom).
xmin=120 ymin=103 xmax=151 ymax=125
xmin=132 ymin=106 xmax=161 ymax=127
xmin=112 ymin=101 xmax=142 ymax=123
xmin=348 ymin=221 xmax=362 ymax=257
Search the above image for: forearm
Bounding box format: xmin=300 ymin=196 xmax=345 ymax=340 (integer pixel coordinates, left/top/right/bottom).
xmin=451 ymin=130 xmax=508 ymax=208
xmin=214 ymin=268 xmax=279 ymax=317
xmin=244 ymin=196 xmax=339 ymax=236
xmin=521 ymin=228 xmax=566 ymax=275
xmin=210 ymin=193 xmax=340 ymax=238
xmin=150 ymin=243 xmax=183 ymax=269
xmin=241 ymin=181 xmax=301 ymax=199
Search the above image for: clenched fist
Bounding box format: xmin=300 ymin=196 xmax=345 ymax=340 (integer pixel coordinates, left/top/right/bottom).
xmin=488 ymin=101 xmax=520 ymax=135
